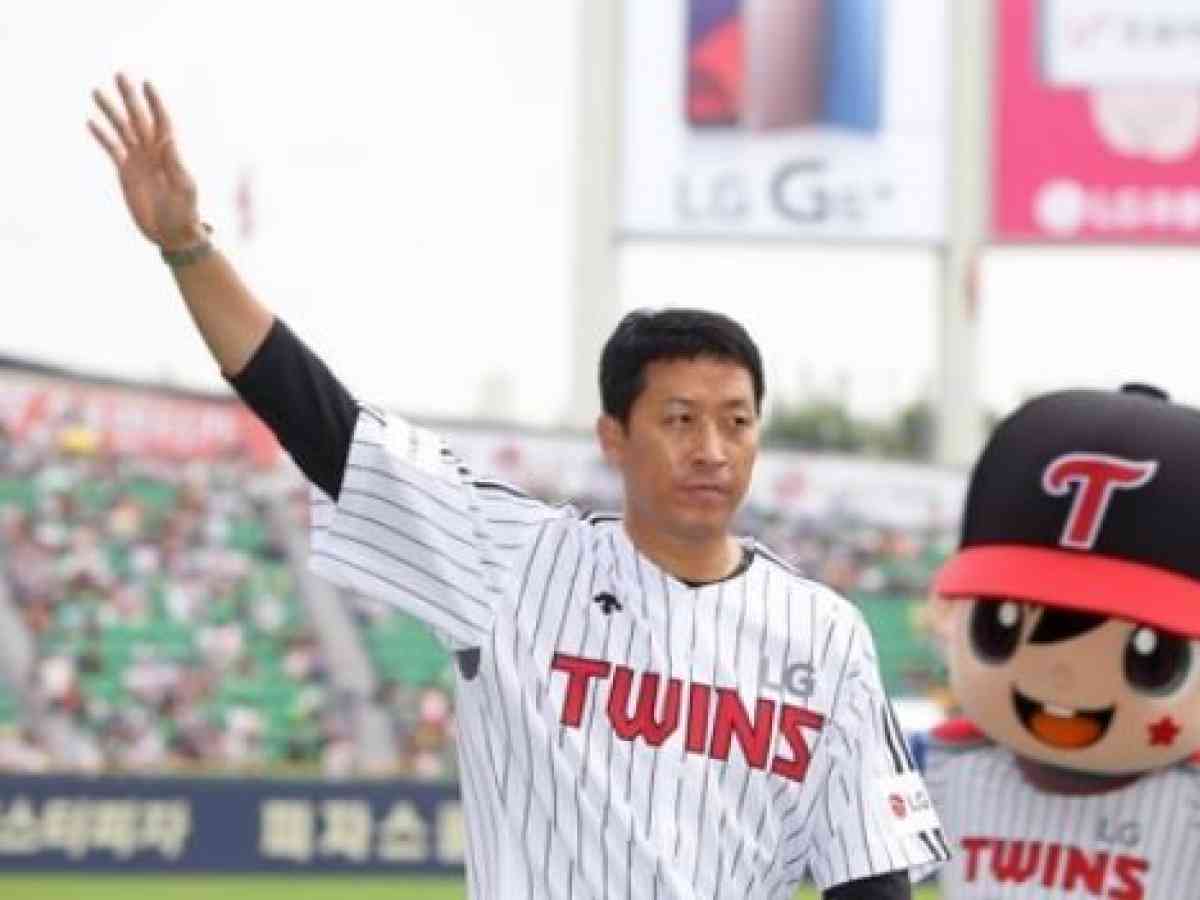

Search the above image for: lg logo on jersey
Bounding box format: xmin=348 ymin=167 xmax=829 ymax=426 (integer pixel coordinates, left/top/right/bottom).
xmin=759 ymin=657 xmax=815 ymax=699
xmin=1096 ymin=817 xmax=1142 ymax=848
xmin=550 ymin=652 xmax=825 ymax=783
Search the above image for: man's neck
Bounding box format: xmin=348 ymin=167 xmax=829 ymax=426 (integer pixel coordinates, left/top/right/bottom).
xmin=623 ymin=516 xmax=743 ymax=585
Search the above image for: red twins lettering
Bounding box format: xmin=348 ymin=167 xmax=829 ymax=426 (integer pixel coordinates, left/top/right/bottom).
xmin=709 ymin=688 xmax=775 ymax=768
xmin=550 ymin=652 xmax=825 ymax=782
xmin=770 ymin=704 xmax=826 ymax=781
xmin=607 ymin=666 xmax=681 ymax=747
xmin=960 ymin=836 xmax=1148 ymax=899
xmin=552 ymin=654 xmax=612 ymax=726
xmin=1041 ymin=453 xmax=1158 ymax=550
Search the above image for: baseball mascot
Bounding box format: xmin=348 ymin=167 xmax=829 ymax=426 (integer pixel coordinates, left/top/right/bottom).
xmin=924 ymin=384 xmax=1200 ymax=899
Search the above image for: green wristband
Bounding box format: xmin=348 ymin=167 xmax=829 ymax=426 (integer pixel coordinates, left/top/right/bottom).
xmin=161 ymin=223 xmax=214 ymax=267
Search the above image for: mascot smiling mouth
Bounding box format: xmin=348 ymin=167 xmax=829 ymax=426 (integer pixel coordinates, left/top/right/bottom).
xmin=1013 ymin=688 xmax=1115 ymax=749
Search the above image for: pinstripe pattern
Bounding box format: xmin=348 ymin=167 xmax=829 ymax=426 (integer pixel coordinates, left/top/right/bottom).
xmin=925 ymin=739 xmax=1200 ymax=898
xmin=309 ymin=408 xmax=947 ymax=897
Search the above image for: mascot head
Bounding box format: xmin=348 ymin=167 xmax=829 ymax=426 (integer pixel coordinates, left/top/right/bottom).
xmin=933 ymin=384 xmax=1200 ymax=774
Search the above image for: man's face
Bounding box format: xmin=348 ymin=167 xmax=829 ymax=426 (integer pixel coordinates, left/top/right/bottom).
xmin=946 ymin=597 xmax=1200 ymax=773
xmin=599 ymin=357 xmax=759 ymax=545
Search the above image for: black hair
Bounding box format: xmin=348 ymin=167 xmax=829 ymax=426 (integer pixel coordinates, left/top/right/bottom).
xmin=1028 ymin=608 xmax=1108 ymax=644
xmin=598 ymin=308 xmax=765 ymax=426
xmin=970 ymin=599 xmax=1107 ymax=664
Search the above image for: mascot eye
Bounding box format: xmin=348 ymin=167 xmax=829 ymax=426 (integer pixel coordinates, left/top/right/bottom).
xmin=970 ymin=599 xmax=1024 ymax=664
xmin=1124 ymin=627 xmax=1192 ymax=695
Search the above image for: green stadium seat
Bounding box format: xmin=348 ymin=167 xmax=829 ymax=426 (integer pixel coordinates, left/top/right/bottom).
xmin=0 ymin=478 xmax=36 ymax=512
xmin=362 ymin=613 xmax=452 ymax=687
xmin=0 ymin=682 xmax=20 ymax=724
xmin=123 ymin=477 xmax=178 ymax=512
xmin=226 ymin=518 xmax=267 ymax=553
xmin=853 ymin=593 xmax=946 ymax=697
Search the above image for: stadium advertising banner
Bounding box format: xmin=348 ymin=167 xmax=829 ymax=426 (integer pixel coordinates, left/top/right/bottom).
xmin=995 ymin=0 xmax=1200 ymax=242
xmin=0 ymin=775 xmax=463 ymax=873
xmin=620 ymin=0 xmax=950 ymax=242
xmin=0 ymin=370 xmax=280 ymax=467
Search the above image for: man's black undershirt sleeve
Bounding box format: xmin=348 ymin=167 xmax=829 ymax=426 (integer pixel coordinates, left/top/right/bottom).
xmin=824 ymin=871 xmax=911 ymax=900
xmin=224 ymin=318 xmax=358 ymax=501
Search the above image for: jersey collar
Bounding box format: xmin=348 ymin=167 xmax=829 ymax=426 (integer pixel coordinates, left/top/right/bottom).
xmin=1014 ymin=756 xmax=1146 ymax=796
xmin=612 ymin=523 xmax=756 ymax=592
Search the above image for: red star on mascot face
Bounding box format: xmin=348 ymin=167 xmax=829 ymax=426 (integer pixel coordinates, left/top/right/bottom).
xmin=1148 ymin=716 xmax=1181 ymax=747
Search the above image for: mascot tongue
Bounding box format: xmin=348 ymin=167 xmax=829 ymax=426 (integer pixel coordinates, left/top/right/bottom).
xmin=1030 ymin=711 xmax=1103 ymax=749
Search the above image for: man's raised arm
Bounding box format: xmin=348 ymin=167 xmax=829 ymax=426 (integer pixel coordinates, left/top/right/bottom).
xmin=88 ymin=72 xmax=271 ymax=378
xmin=88 ymin=73 xmax=358 ymax=499
xmin=87 ymin=72 xmax=564 ymax=653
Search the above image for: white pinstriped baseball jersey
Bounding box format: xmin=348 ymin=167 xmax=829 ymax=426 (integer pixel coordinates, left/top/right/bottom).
xmin=309 ymin=407 xmax=949 ymax=897
xmin=924 ymin=732 xmax=1200 ymax=899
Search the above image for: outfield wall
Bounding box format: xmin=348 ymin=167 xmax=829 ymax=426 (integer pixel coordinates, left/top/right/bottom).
xmin=0 ymin=775 xmax=464 ymax=873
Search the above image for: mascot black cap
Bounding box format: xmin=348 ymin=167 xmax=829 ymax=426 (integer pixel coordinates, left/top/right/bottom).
xmin=935 ymin=383 xmax=1200 ymax=639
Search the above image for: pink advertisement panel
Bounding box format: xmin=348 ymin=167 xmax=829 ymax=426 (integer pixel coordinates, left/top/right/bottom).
xmin=995 ymin=0 xmax=1200 ymax=242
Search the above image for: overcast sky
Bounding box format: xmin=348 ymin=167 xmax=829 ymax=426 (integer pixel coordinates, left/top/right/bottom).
xmin=4 ymin=1 xmax=1200 ymax=442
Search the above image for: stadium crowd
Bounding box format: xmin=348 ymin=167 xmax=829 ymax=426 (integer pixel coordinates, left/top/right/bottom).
xmin=0 ymin=400 xmax=334 ymax=776
xmin=0 ymin=385 xmax=955 ymax=779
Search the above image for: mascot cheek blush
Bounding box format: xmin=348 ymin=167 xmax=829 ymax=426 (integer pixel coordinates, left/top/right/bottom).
xmin=921 ymin=385 xmax=1200 ymax=899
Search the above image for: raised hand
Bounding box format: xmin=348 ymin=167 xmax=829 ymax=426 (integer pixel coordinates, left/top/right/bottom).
xmin=88 ymin=73 xmax=205 ymax=251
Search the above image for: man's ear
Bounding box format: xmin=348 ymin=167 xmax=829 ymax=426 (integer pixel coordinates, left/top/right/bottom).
xmin=596 ymin=414 xmax=627 ymax=467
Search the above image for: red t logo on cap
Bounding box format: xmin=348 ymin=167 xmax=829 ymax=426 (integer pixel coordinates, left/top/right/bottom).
xmin=1042 ymin=453 xmax=1158 ymax=550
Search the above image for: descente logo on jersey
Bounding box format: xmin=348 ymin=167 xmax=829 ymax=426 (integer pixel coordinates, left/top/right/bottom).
xmin=961 ymin=836 xmax=1148 ymax=899
xmin=593 ymin=592 xmax=622 ymax=615
xmin=550 ymin=653 xmax=826 ymax=783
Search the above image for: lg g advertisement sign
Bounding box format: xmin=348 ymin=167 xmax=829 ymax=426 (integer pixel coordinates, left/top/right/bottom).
xmin=620 ymin=0 xmax=950 ymax=242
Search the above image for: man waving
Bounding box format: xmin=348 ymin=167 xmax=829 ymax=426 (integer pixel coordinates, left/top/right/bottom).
xmin=88 ymin=72 xmax=946 ymax=899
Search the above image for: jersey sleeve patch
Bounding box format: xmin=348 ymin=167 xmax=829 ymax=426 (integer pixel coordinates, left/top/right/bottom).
xmin=872 ymin=770 xmax=942 ymax=838
xmin=377 ymin=414 xmax=458 ymax=485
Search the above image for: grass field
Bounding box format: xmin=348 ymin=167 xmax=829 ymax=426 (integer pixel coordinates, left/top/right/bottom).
xmin=0 ymin=875 xmax=942 ymax=899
